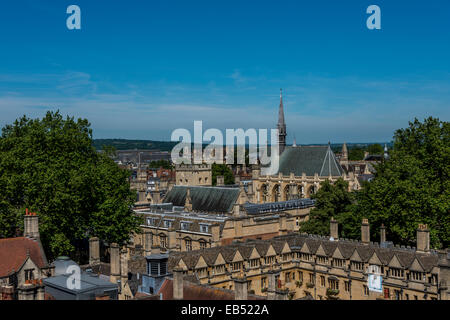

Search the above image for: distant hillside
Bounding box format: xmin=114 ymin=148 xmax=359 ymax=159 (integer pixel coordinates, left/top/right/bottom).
xmin=93 ymin=139 xmax=177 ymax=151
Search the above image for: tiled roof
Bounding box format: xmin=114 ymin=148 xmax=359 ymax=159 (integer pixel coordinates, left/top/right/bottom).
xmin=158 ymin=279 xmax=265 ymax=300
xmin=277 ymin=145 xmax=344 ymax=177
xmin=163 ymin=186 xmax=240 ymax=213
xmin=169 ymin=233 xmax=442 ymax=272
xmin=0 ymin=237 xmax=48 ymax=277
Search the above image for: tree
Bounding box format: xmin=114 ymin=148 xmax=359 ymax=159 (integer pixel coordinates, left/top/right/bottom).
xmin=212 ymin=164 xmax=234 ymax=185
xmin=299 ymin=179 xmax=355 ymax=236
xmin=367 ymin=143 xmax=383 ymax=155
xmin=353 ymin=117 xmax=449 ymax=249
xmin=0 ymin=111 xmax=142 ymax=260
xmin=348 ymin=146 xmax=365 ymax=160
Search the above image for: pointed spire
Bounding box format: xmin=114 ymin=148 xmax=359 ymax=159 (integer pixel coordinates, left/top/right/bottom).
xmin=293 ymin=135 xmax=297 ymax=147
xmin=277 ymin=89 xmax=287 ymax=155
xmin=278 ymin=88 xmax=285 ymax=126
xmin=384 ymin=144 xmax=389 ymax=160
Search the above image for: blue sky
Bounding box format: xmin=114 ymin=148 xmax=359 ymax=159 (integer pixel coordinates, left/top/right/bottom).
xmin=0 ymin=0 xmax=449 ymax=144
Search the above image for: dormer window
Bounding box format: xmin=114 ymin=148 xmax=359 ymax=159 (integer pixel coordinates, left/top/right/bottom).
xmin=351 ymin=261 xmax=364 ymax=271
xmin=333 ymin=258 xmax=345 ymax=268
xmin=390 ymin=267 xmax=404 ymax=278
xmin=199 ymin=224 xmax=209 ymax=233
xmin=147 ymin=217 xmax=157 ymax=226
xmin=163 ymin=220 xmax=173 ymax=228
xmin=181 ymin=222 xmax=191 ymax=231
xmin=317 ymin=255 xmax=329 ymax=265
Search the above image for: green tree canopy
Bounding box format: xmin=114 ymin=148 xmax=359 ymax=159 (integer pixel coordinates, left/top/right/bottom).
xmin=367 ymin=143 xmax=384 ymax=155
xmin=348 ymin=146 xmax=365 ymax=160
xmin=0 ymin=111 xmax=142 ymax=260
xmin=212 ymin=164 xmax=235 ymax=185
xmin=352 ymin=117 xmax=450 ymax=248
xmin=299 ymin=178 xmax=355 ymax=236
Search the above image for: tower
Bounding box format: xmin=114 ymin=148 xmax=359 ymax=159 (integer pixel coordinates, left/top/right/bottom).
xmin=340 ymin=142 xmax=348 ymax=167
xmin=277 ymin=89 xmax=287 ymax=155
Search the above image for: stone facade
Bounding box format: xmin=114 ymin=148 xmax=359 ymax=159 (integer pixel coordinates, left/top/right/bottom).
xmin=175 ymin=164 xmax=212 ymax=186
xmin=168 ymin=221 xmax=449 ymax=300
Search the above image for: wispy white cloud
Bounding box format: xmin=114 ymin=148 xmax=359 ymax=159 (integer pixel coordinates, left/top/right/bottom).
xmin=0 ymin=70 xmax=448 ymax=143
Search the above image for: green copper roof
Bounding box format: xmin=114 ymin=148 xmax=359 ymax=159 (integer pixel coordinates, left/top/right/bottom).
xmin=277 ymin=145 xmax=344 ymax=177
xmin=163 ymin=186 xmax=240 ymax=213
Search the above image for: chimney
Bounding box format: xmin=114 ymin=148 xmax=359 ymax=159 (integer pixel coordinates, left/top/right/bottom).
xmin=267 ymin=271 xmax=277 ymax=300
xmin=173 ymin=267 xmax=184 ymax=300
xmin=216 ymin=175 xmax=225 ymax=186
xmin=184 ymin=188 xmax=192 ymax=212
xmin=24 ymin=209 xmax=39 ymax=239
xmin=120 ymin=248 xmax=128 ymax=292
xmin=0 ymin=285 xmax=14 ymax=300
xmin=417 ymin=224 xmax=430 ymax=252
xmin=110 ymin=243 xmax=120 ymax=283
xmin=361 ymin=219 xmax=370 ymax=244
xmin=144 ymin=230 xmax=152 ymax=255
xmin=234 ymin=274 xmax=248 ymax=300
xmin=211 ymin=224 xmax=221 ymax=247
xmin=89 ymin=237 xmax=100 ymax=266
xmin=380 ymin=224 xmax=386 ymax=244
xmin=330 ymin=217 xmax=338 ymax=240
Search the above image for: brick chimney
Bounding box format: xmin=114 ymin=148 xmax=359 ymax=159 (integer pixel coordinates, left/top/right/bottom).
xmin=24 ymin=209 xmax=39 ymax=239
xmin=330 ymin=217 xmax=338 ymax=240
xmin=417 ymin=224 xmax=430 ymax=252
xmin=1 ymin=285 xmax=14 ymax=300
xmin=89 ymin=237 xmax=100 ymax=266
xmin=234 ymin=273 xmax=248 ymax=300
xmin=361 ymin=219 xmax=370 ymax=244
xmin=109 ymin=243 xmax=120 ymax=283
xmin=173 ymin=267 xmax=184 ymax=300
xmin=380 ymin=224 xmax=386 ymax=244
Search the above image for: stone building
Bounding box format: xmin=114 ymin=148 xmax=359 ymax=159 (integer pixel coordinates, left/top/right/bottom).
xmin=0 ymin=210 xmax=53 ymax=300
xmin=167 ymin=220 xmax=449 ymax=300
xmin=175 ymin=163 xmax=212 ymax=186
xmin=249 ymin=91 xmax=360 ymax=204
xmin=132 ymin=191 xmax=315 ymax=255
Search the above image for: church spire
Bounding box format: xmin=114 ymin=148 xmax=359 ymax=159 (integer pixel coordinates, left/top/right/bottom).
xmin=277 ymin=89 xmax=287 ymax=155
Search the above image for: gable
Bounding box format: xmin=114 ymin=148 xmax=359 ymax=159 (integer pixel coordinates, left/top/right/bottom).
xmin=350 ymin=249 xmax=362 ymax=262
xmin=368 ymin=252 xmax=382 ymax=265
xmin=266 ymin=245 xmax=277 ymax=257
xmin=214 ymin=253 xmax=226 ymax=266
xmin=300 ymin=242 xmax=310 ymax=254
xmin=232 ymin=250 xmax=244 ymax=262
xmin=249 ymin=248 xmax=261 ymax=260
xmin=177 ymin=258 xmax=188 ymax=271
xmin=409 ymin=258 xmax=425 ymax=272
xmin=388 ymin=254 xmax=403 ymax=268
xmin=316 ymin=244 xmax=327 ymax=257
xmin=332 ymin=247 xmax=344 ymax=259
xmin=281 ymin=242 xmax=291 ymax=254
xmin=195 ymin=256 xmax=208 ymax=269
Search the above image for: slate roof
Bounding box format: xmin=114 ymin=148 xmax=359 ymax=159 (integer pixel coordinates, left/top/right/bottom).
xmin=163 ymin=186 xmax=240 ymax=213
xmin=168 ymin=233 xmax=443 ymax=273
xmin=0 ymin=237 xmax=48 ymax=277
xmin=244 ymin=198 xmax=316 ymax=215
xmin=277 ymin=145 xmax=344 ymax=177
